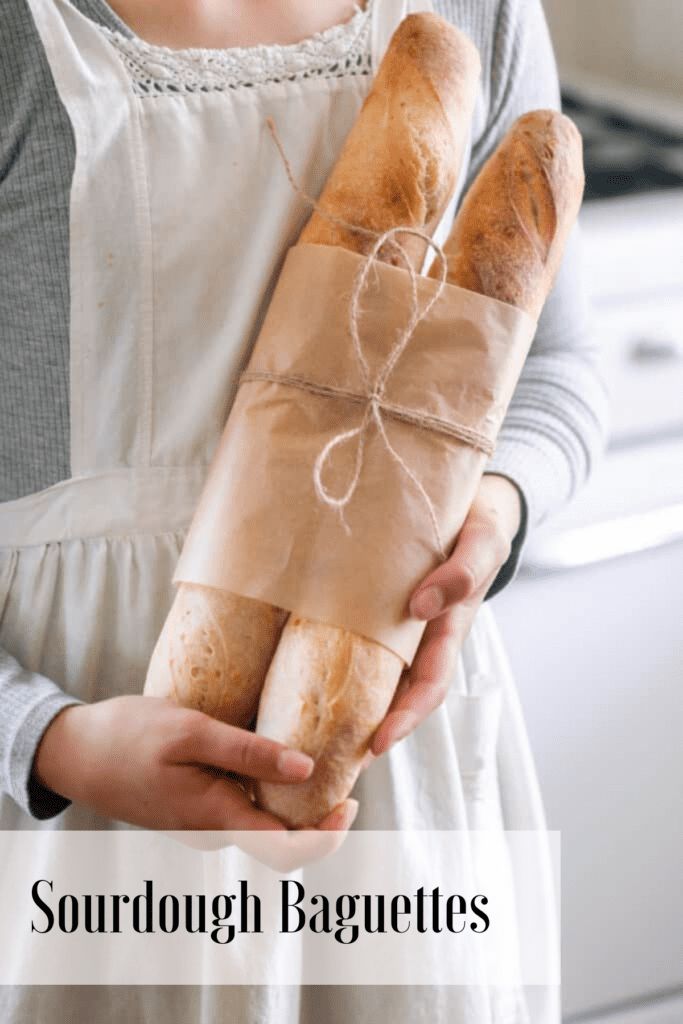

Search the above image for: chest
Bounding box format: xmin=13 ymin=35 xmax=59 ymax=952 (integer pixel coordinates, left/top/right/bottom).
xmin=105 ymin=0 xmax=364 ymax=50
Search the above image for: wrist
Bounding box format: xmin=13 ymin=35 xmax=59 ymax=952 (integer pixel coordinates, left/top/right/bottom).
xmin=480 ymin=472 xmax=523 ymax=542
xmin=32 ymin=703 xmax=91 ymax=804
xmin=481 ymin=472 xmax=528 ymax=601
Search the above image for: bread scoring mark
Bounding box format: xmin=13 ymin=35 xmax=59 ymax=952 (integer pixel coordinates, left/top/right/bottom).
xmin=293 ymin=627 xmax=358 ymax=757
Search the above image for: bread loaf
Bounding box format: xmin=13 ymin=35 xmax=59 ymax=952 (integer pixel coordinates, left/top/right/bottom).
xmin=144 ymin=12 xmax=479 ymax=744
xmin=254 ymin=13 xmax=482 ymax=828
xmin=431 ymin=109 xmax=584 ymax=315
xmin=301 ymin=11 xmax=481 ymax=268
xmin=144 ymin=585 xmax=286 ymax=727
xmin=256 ymin=110 xmax=584 ymax=828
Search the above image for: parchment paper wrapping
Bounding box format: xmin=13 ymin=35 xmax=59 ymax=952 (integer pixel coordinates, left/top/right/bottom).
xmin=174 ymin=243 xmax=536 ymax=664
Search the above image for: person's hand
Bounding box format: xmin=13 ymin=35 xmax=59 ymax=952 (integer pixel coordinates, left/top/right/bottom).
xmin=33 ymin=696 xmax=358 ymax=868
xmin=370 ymin=473 xmax=523 ymax=757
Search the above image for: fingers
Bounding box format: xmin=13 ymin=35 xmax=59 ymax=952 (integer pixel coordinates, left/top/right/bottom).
xmin=231 ymin=800 xmax=359 ymax=871
xmin=164 ymin=756 xmax=354 ymax=837
xmin=410 ymin=518 xmax=505 ymax=619
xmin=375 ymin=476 xmax=523 ymax=755
xmin=410 ymin=475 xmax=522 ymax=621
xmin=161 ymin=763 xmax=288 ymax=833
xmin=159 ymin=710 xmax=361 ymax=842
xmin=166 ymin=801 xmax=359 ymax=869
xmin=409 ymin=559 xmax=472 ymax=620
xmin=316 ymin=799 xmax=359 ymax=834
xmin=163 ymin=710 xmax=314 ymax=784
xmin=372 ymin=610 xmax=463 ymax=755
xmin=410 ymin=508 xmax=511 ymax=621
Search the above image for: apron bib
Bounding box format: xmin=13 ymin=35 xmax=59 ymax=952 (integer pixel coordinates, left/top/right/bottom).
xmin=0 ymin=0 xmax=558 ymax=1018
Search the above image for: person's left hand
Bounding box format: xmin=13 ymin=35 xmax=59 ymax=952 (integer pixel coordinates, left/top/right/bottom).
xmin=370 ymin=473 xmax=523 ymax=757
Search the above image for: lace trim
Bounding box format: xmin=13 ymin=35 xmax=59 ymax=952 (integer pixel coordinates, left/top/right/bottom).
xmin=101 ymin=2 xmax=373 ymax=96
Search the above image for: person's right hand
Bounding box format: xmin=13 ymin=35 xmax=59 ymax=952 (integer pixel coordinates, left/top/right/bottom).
xmin=32 ymin=696 xmax=358 ymax=868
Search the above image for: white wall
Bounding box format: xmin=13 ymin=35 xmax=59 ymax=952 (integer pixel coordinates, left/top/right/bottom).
xmin=542 ymin=0 xmax=683 ymax=97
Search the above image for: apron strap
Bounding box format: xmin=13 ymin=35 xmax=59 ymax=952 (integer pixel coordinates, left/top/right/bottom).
xmin=370 ymin=0 xmax=434 ymax=69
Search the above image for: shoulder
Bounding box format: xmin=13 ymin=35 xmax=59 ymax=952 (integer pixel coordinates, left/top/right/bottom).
xmin=1 ymin=0 xmax=56 ymax=182
xmin=430 ymin=0 xmax=558 ymax=111
xmin=430 ymin=0 xmax=545 ymax=50
xmin=0 ymin=0 xmax=74 ymax=163
xmin=0 ymin=0 xmax=74 ymax=300
xmin=432 ymin=0 xmax=560 ymax=184
xmin=1 ymin=0 xmax=44 ymax=82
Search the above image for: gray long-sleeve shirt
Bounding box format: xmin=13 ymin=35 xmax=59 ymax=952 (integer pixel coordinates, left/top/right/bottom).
xmin=0 ymin=0 xmax=609 ymax=818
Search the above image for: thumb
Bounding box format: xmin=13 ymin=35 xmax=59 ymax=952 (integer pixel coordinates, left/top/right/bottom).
xmin=410 ymin=517 xmax=505 ymax=620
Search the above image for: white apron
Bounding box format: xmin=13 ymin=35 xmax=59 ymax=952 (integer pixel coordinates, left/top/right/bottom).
xmin=0 ymin=0 xmax=559 ymax=1019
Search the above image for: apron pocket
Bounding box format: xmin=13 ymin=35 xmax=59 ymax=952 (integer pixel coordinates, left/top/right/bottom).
xmin=449 ymin=677 xmax=504 ymax=830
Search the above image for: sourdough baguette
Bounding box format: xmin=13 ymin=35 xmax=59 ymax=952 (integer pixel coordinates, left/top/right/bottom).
xmin=256 ymin=107 xmax=584 ymax=828
xmin=144 ymin=585 xmax=286 ymax=727
xmin=254 ymin=13 xmax=481 ymax=829
xmin=431 ymin=109 xmax=584 ymax=315
xmin=144 ymin=12 xmax=479 ymax=738
xmin=302 ymin=12 xmax=481 ymax=268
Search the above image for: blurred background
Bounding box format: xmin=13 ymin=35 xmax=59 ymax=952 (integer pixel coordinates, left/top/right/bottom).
xmin=492 ymin=3 xmax=683 ymax=1022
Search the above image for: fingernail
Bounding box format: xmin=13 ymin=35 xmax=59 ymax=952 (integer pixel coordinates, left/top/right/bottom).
xmin=338 ymin=799 xmax=359 ymax=831
xmin=410 ymin=585 xmax=444 ymax=620
xmin=277 ymin=749 xmax=314 ymax=779
xmin=360 ymin=750 xmax=375 ymax=772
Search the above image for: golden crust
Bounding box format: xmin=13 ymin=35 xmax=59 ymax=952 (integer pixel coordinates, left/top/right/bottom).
xmin=254 ymin=13 xmax=483 ymax=828
xmin=254 ymin=13 xmax=482 ymax=828
xmin=255 ymin=618 xmax=403 ymax=828
xmin=432 ymin=110 xmax=584 ymax=318
xmin=300 ymin=12 xmax=481 ymax=267
xmin=144 ymin=584 xmax=286 ymax=728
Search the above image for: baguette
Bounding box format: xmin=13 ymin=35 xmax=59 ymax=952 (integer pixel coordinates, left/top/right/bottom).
xmin=431 ymin=109 xmax=584 ymax=316
xmin=256 ymin=109 xmax=584 ymax=828
xmin=144 ymin=585 xmax=286 ymax=727
xmin=302 ymin=12 xmax=481 ymax=268
xmin=254 ymin=13 xmax=481 ymax=828
xmin=144 ymin=13 xmax=479 ymax=737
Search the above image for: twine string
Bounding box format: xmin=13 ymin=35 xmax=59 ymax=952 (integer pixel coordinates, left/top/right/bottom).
xmin=239 ymin=370 xmax=496 ymax=454
xmin=254 ymin=117 xmax=485 ymax=560
xmin=313 ymin=223 xmax=450 ymax=554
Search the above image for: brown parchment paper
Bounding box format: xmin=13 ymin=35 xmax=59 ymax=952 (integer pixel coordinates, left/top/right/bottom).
xmin=174 ymin=243 xmax=536 ymax=664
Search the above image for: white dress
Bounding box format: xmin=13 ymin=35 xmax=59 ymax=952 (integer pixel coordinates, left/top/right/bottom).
xmin=0 ymin=0 xmax=559 ymax=1019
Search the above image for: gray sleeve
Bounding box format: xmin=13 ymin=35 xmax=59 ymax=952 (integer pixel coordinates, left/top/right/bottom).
xmin=486 ymin=225 xmax=609 ymax=532
xmin=0 ymin=647 xmax=83 ymax=818
xmin=476 ymin=0 xmax=609 ymax=525
xmin=0 ymin=0 xmax=83 ymax=820
xmin=438 ymin=0 xmax=609 ymax=594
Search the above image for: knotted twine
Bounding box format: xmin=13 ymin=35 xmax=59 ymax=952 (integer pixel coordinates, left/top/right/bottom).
xmin=239 ymin=118 xmax=496 ymax=562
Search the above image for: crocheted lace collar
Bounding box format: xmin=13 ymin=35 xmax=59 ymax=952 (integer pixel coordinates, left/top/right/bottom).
xmin=101 ymin=1 xmax=373 ymax=95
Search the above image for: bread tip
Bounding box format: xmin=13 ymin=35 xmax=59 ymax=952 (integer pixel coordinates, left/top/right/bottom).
xmin=393 ymin=10 xmax=482 ymax=77
xmin=516 ymin=108 xmax=584 ymax=156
